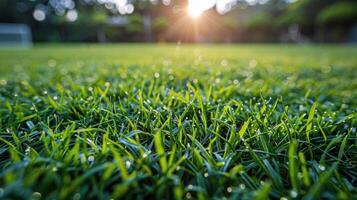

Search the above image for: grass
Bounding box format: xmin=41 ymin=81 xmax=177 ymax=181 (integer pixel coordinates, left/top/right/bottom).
xmin=0 ymin=44 xmax=356 ymax=199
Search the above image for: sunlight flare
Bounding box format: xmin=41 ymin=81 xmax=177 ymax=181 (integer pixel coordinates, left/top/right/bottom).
xmin=187 ymin=0 xmax=215 ymax=18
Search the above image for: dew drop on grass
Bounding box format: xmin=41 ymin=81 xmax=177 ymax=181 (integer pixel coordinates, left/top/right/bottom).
xmin=188 ymin=184 xmax=193 ymax=190
xmin=125 ymin=160 xmax=131 ymax=168
xmin=186 ymin=192 xmax=191 ymax=199
xmin=25 ymin=146 xmax=30 ymax=155
xmin=249 ymin=60 xmax=257 ymax=68
xmin=215 ymin=78 xmax=221 ymax=84
xmin=48 ymin=59 xmax=57 ymax=67
xmin=0 ymin=80 xmax=7 ymax=85
xmin=318 ymin=164 xmax=326 ymax=171
xmin=239 ymin=183 xmax=245 ymax=189
xmin=154 ymin=72 xmax=160 ymax=78
xmin=290 ymin=190 xmax=298 ymax=198
xmin=221 ymin=59 xmax=228 ymax=67
xmin=73 ymin=193 xmax=81 ymax=200
xmin=204 ymin=172 xmax=209 ymax=177
xmin=31 ymin=192 xmax=42 ymax=200
xmin=43 ymin=90 xmax=48 ymax=95
xmin=88 ymin=156 xmax=95 ymax=163
xmin=53 ymin=96 xmax=58 ymax=100
xmin=280 ymin=197 xmax=288 ymax=200
xmin=227 ymin=187 xmax=233 ymax=193
xmin=52 ymin=167 xmax=58 ymax=172
xmin=321 ymin=65 xmax=331 ymax=73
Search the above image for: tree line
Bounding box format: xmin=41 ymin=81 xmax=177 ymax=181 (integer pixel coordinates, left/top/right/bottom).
xmin=1 ymin=0 xmax=356 ymax=43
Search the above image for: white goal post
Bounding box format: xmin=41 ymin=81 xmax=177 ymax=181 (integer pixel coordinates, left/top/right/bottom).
xmin=0 ymin=23 xmax=32 ymax=47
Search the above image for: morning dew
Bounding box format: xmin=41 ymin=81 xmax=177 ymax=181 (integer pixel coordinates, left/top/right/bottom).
xmin=318 ymin=164 xmax=326 ymax=171
xmin=88 ymin=156 xmax=95 ymax=163
xmin=290 ymin=190 xmax=298 ymax=198
xmin=0 ymin=80 xmax=7 ymax=85
xmin=125 ymin=160 xmax=131 ymax=168
xmin=239 ymin=183 xmax=246 ymax=189
xmin=73 ymin=193 xmax=81 ymax=200
xmin=31 ymin=192 xmax=42 ymax=200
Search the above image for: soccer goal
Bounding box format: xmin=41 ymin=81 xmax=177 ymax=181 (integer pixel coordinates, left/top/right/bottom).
xmin=0 ymin=23 xmax=32 ymax=47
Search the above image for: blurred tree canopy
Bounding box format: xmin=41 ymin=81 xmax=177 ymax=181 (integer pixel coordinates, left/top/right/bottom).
xmin=1 ymin=0 xmax=356 ymax=43
xmin=317 ymin=2 xmax=357 ymax=25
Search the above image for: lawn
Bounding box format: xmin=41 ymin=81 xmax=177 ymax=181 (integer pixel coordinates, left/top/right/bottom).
xmin=0 ymin=44 xmax=356 ymax=199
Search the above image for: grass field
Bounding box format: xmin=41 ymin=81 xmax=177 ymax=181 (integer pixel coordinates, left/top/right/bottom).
xmin=0 ymin=44 xmax=356 ymax=199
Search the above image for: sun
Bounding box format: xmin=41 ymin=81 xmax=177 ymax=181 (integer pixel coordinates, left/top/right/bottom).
xmin=187 ymin=0 xmax=216 ymax=18
xmin=187 ymin=2 xmax=204 ymax=18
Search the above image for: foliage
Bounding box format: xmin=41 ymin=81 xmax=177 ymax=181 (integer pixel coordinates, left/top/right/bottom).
xmin=317 ymin=2 xmax=357 ymax=25
xmin=222 ymin=16 xmax=239 ymax=30
xmin=278 ymin=0 xmax=326 ymax=27
xmin=153 ymin=17 xmax=169 ymax=32
xmin=0 ymin=44 xmax=356 ymax=199
xmin=277 ymin=9 xmax=306 ymax=27
xmin=245 ymin=13 xmax=273 ymax=29
xmin=1 ymin=0 xmax=356 ymax=42
xmin=126 ymin=14 xmax=144 ymax=33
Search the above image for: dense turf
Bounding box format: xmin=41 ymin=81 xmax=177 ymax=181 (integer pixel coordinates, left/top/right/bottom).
xmin=0 ymin=44 xmax=356 ymax=199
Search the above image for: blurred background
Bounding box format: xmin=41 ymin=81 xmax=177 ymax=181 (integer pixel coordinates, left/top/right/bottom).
xmin=0 ymin=0 xmax=357 ymax=44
